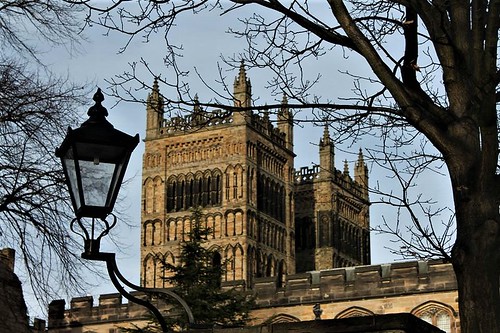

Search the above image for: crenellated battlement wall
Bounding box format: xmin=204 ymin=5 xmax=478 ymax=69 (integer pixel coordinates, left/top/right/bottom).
xmin=248 ymin=112 xmax=286 ymax=147
xmin=252 ymin=260 xmax=456 ymax=308
xmin=294 ymin=165 xmax=366 ymax=199
xmin=158 ymin=108 xmax=289 ymax=150
xmin=48 ymin=292 xmax=153 ymax=330
xmin=158 ymin=108 xmax=287 ymax=146
xmin=160 ymin=109 xmax=234 ymax=135
xmin=47 ymin=260 xmax=457 ymax=331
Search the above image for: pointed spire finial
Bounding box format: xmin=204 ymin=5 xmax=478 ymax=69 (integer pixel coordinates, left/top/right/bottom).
xmin=320 ymin=123 xmax=331 ymax=146
xmin=323 ymin=124 xmax=330 ymax=141
xmin=279 ymin=94 xmax=290 ymax=119
xmin=153 ymin=77 xmax=159 ymax=91
xmin=343 ymin=159 xmax=349 ymax=175
xmin=357 ymin=148 xmax=364 ymax=164
xmin=236 ymin=59 xmax=247 ymax=85
xmin=192 ymin=93 xmax=203 ymax=124
xmin=233 ymin=59 xmax=252 ymax=109
xmin=149 ymin=77 xmax=162 ymax=102
xmin=282 ymin=93 xmax=288 ymax=105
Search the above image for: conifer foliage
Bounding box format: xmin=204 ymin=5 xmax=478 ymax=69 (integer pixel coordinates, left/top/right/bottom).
xmin=130 ymin=209 xmax=253 ymax=332
xmin=162 ymin=209 xmax=253 ymax=330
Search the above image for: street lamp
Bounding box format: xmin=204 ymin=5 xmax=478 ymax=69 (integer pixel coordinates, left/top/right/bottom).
xmin=56 ymin=89 xmax=193 ymax=332
xmin=56 ymin=88 xmax=139 ymax=255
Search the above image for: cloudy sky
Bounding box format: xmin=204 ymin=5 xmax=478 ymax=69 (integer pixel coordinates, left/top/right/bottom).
xmin=28 ymin=1 xmax=454 ymax=320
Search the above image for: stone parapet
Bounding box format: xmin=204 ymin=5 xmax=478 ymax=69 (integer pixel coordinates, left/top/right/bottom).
xmin=252 ymin=260 xmax=456 ymax=308
xmin=294 ymin=166 xmax=365 ymax=199
xmin=159 ymin=109 xmax=288 ymax=149
xmin=160 ymin=109 xmax=234 ymax=135
xmin=48 ymin=292 xmax=151 ymax=329
xmin=248 ymin=112 xmax=286 ymax=147
xmin=47 ymin=260 xmax=456 ymax=330
xmin=294 ymin=166 xmax=321 ymax=183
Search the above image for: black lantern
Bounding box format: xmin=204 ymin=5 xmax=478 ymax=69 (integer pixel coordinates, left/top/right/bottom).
xmin=55 ymin=89 xmax=194 ymax=332
xmin=56 ymin=88 xmax=139 ymax=220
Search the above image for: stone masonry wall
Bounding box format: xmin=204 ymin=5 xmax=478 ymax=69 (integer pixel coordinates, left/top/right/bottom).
xmin=0 ymin=248 xmax=31 ymax=333
xmin=47 ymin=260 xmax=459 ymax=332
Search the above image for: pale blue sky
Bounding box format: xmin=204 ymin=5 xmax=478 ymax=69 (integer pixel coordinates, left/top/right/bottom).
xmin=26 ymin=2 xmax=454 ymax=320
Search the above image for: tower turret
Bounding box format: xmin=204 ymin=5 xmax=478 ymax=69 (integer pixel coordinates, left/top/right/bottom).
xmin=146 ymin=78 xmax=164 ymax=140
xmin=233 ymin=61 xmax=252 ymax=108
xmin=192 ymin=94 xmax=203 ymax=125
xmin=319 ymin=125 xmax=335 ymax=177
xmin=277 ymin=94 xmax=294 ymax=152
xmin=355 ymin=148 xmax=369 ymax=199
xmin=343 ymin=159 xmax=349 ymax=176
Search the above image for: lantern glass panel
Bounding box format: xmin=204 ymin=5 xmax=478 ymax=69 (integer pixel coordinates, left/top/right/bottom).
xmin=108 ymin=162 xmax=124 ymax=206
xmin=79 ymin=159 xmax=115 ymax=207
xmin=73 ymin=141 xmax=128 ymax=209
xmin=61 ymin=148 xmax=81 ymax=210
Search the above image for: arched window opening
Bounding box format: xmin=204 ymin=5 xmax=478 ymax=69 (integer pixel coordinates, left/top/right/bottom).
xmin=233 ymin=173 xmax=238 ymax=199
xmin=166 ymin=180 xmax=176 ymax=212
xmin=266 ymin=256 xmax=273 ymax=277
xmin=225 ymin=173 xmax=230 ymax=200
xmin=420 ymin=311 xmax=452 ymax=333
xmin=187 ymin=179 xmax=194 ymax=208
xmin=175 ymin=181 xmax=182 ymax=211
xmin=256 ymin=253 xmax=263 ymax=278
xmin=214 ymin=174 xmax=221 ymax=204
xmin=276 ymin=260 xmax=285 ymax=288
xmin=335 ymin=306 xmax=374 ymax=319
xmin=207 ymin=176 xmax=212 ymax=205
xmin=197 ymin=178 xmax=203 ymax=206
xmin=412 ymin=302 xmax=456 ymax=333
xmin=211 ymin=251 xmax=222 ymax=288
xmin=152 ymin=183 xmax=157 ymax=212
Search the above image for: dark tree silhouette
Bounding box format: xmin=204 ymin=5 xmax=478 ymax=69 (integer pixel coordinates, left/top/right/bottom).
xmin=0 ymin=1 xmax=94 ymax=310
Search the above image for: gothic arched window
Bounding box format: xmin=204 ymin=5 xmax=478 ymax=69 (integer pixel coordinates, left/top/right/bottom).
xmin=211 ymin=251 xmax=222 ymax=288
xmin=412 ymin=301 xmax=457 ymax=333
xmin=335 ymin=306 xmax=374 ymax=319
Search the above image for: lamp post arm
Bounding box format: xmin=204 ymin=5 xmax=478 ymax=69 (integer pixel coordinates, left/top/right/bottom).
xmin=83 ymin=251 xmax=195 ymax=332
xmin=108 ymin=253 xmax=195 ymax=325
xmin=105 ymin=254 xmax=170 ymax=333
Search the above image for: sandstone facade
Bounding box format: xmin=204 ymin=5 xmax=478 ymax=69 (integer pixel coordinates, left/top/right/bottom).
xmin=141 ymin=63 xmax=370 ymax=290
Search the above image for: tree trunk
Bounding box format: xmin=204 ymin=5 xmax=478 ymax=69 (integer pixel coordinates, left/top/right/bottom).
xmin=451 ymin=185 xmax=500 ymax=332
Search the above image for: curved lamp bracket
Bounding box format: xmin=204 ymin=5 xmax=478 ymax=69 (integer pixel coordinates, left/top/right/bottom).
xmin=83 ymin=251 xmax=194 ymax=332
xmin=72 ymin=214 xmax=194 ymax=332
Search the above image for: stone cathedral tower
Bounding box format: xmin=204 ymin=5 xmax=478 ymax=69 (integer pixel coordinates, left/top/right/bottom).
xmin=294 ymin=126 xmax=370 ymax=272
xmin=140 ymin=64 xmax=370 ymax=289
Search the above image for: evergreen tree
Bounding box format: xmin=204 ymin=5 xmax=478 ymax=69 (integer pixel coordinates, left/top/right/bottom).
xmin=126 ymin=209 xmax=253 ymax=332
xmin=164 ymin=209 xmax=253 ymax=329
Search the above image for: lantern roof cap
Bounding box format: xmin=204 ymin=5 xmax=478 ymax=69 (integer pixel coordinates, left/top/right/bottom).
xmin=56 ymin=89 xmax=139 ymax=159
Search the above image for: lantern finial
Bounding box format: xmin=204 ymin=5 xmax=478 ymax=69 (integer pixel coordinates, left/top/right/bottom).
xmin=87 ymin=88 xmax=109 ymax=121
